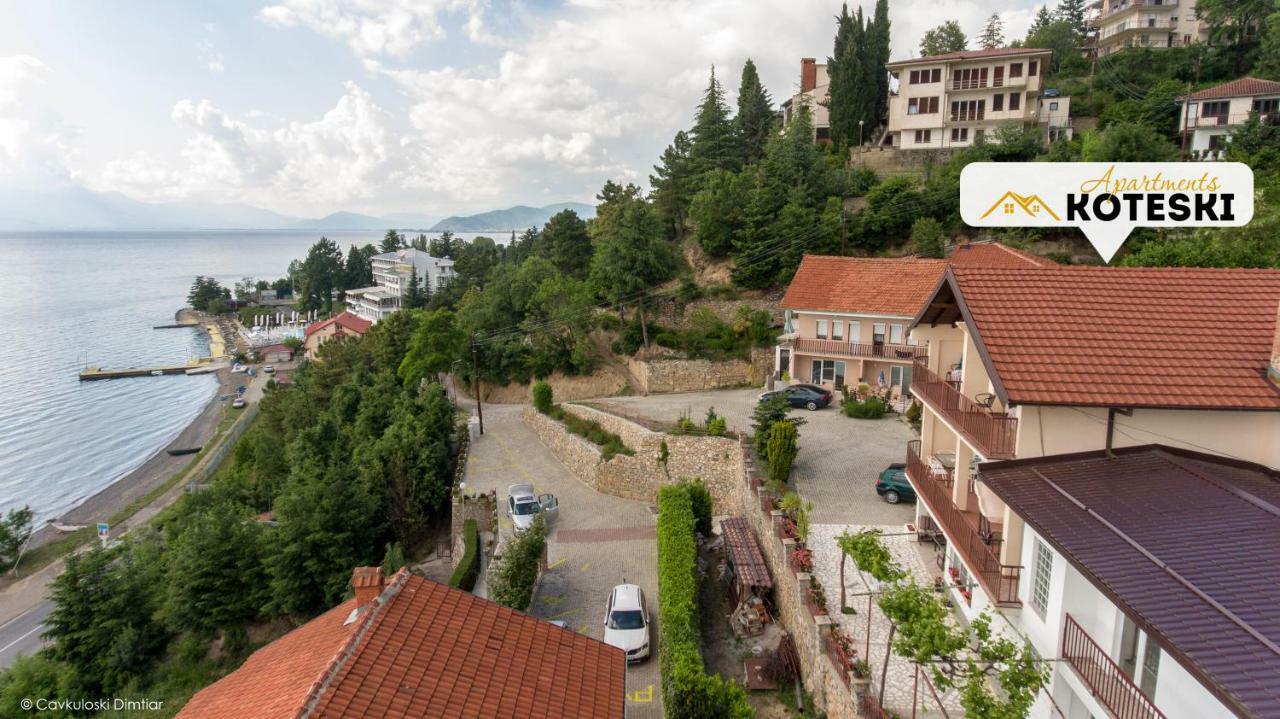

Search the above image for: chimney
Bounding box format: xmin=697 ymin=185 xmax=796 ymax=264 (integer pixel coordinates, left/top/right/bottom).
xmin=801 ymin=58 xmax=817 ymax=93
xmin=1270 ymin=301 xmax=1280 ymax=386
xmin=352 ymin=566 xmax=384 ymax=607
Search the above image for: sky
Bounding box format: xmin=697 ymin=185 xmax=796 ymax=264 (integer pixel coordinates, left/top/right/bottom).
xmin=0 ymin=0 xmax=1043 ymax=218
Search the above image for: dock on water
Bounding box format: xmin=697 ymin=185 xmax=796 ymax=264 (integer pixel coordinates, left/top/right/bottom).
xmin=153 ymin=322 xmax=199 ymax=329
xmin=79 ymin=358 xmax=224 ymax=382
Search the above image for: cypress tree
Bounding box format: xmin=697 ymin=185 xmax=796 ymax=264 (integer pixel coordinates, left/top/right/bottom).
xmin=869 ymin=0 xmax=892 ymax=128
xmin=735 ymin=59 xmax=775 ymax=165
xmin=826 ymin=3 xmax=862 ymax=146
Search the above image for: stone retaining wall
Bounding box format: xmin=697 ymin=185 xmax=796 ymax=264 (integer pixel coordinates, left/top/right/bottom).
xmin=626 ymin=347 xmax=773 ymax=395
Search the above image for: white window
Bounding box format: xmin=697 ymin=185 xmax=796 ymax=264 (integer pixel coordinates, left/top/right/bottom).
xmin=1031 ymin=538 xmax=1053 ymax=617
xmin=872 ymin=323 xmax=886 ymax=343
xmin=816 ymin=319 xmax=829 ymax=340
xmin=848 ymin=321 xmax=861 ymax=344
xmin=832 ymin=320 xmax=844 ymax=340
xmin=890 ymin=324 xmax=904 ymax=344
xmin=810 ymin=359 xmax=847 ymax=385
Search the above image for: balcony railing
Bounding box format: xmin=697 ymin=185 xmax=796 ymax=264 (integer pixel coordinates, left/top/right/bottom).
xmin=906 ymin=441 xmax=1022 ymax=606
xmin=791 ymin=338 xmax=926 ymax=361
xmin=1197 ymin=114 xmax=1228 ymax=126
xmin=910 ymin=360 xmax=1018 ymax=459
xmin=1062 ymin=614 xmax=1166 ymax=719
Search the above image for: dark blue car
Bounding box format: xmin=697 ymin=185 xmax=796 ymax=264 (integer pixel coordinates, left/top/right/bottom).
xmin=758 ymin=384 xmax=832 ymax=411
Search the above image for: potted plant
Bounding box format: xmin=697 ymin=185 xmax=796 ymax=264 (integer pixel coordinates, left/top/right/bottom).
xmin=790 ymin=547 xmax=814 ymax=573
xmin=807 ymin=577 xmax=828 ymax=615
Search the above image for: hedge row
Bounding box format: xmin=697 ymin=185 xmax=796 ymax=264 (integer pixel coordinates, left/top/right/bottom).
xmin=657 ymin=484 xmax=752 ymax=719
xmin=448 ymin=519 xmax=480 ymax=591
xmin=489 ymin=514 xmax=546 ymax=612
xmin=547 ymin=405 xmax=634 ymax=461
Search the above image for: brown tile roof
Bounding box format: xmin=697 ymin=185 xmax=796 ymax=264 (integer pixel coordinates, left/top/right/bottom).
xmin=979 ymin=446 xmax=1280 ymax=718
xmin=720 ymin=517 xmax=772 ymax=590
xmin=304 ymin=312 xmax=372 ymax=339
xmin=887 ymin=47 xmax=1051 ymax=67
xmin=948 ymin=242 xmax=1054 ymax=269
xmin=178 ymin=570 xmax=626 ymax=719
xmin=947 ymin=265 xmax=1280 ymax=409
xmin=1183 ymin=77 xmax=1280 ymax=101
xmin=781 ymin=256 xmax=948 ymax=316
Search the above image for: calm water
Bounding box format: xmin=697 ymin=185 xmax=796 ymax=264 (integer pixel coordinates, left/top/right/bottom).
xmin=0 ymin=229 xmax=422 ymax=521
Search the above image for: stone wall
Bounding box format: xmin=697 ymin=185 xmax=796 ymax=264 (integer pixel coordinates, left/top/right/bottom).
xmin=651 ymin=297 xmax=783 ymax=329
xmin=522 ymin=404 xmax=743 ymax=513
xmin=627 ymin=347 xmax=773 ymax=395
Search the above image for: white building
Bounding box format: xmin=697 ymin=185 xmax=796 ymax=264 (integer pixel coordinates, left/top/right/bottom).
xmin=781 ymin=58 xmax=832 ymax=142
xmin=884 ymin=47 xmax=1069 ymax=150
xmin=1178 ymin=77 xmax=1280 ymax=159
xmin=347 ymin=248 xmax=455 ymax=323
xmin=1090 ymin=0 xmax=1208 ymax=57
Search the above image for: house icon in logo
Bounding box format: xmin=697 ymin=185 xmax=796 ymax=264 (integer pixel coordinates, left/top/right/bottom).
xmin=980 ymin=191 xmax=1062 ymax=221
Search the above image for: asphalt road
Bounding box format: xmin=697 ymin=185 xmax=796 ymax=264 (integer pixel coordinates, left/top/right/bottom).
xmin=0 ymin=601 xmax=52 ymax=668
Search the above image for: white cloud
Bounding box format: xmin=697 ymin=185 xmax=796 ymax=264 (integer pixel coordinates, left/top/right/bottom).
xmin=255 ymin=0 xmax=486 ymax=57
xmin=0 ymin=55 xmax=77 ymax=188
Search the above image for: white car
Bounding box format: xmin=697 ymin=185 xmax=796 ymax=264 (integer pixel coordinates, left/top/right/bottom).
xmin=231 ymin=398 xmax=246 ymax=409
xmin=603 ymin=584 xmax=650 ymax=662
xmin=506 ymin=483 xmax=558 ymax=533
xmin=263 ymin=365 xmax=275 ymax=374
xmin=231 ymin=364 xmax=247 ymax=373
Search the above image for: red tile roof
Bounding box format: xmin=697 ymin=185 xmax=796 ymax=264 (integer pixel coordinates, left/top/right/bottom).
xmin=720 ymin=517 xmax=772 ymax=590
xmin=980 ymin=446 xmax=1280 ymax=718
xmin=178 ymin=570 xmax=626 ymax=719
xmin=781 ymin=256 xmax=948 ymax=316
xmin=304 ymin=312 xmax=372 ymax=339
xmin=887 ymin=47 xmax=1051 ymax=67
xmin=947 ymin=242 xmax=1054 ymax=269
xmin=945 ymin=265 xmax=1280 ymax=409
xmin=1183 ymin=77 xmax=1280 ymax=101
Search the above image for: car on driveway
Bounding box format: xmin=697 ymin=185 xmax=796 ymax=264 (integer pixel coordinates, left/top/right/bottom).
xmin=263 ymin=365 xmax=275 ymax=374
xmin=875 ymin=463 xmax=916 ymax=504
xmin=507 ymin=483 xmax=559 ymax=532
xmin=759 ymin=383 xmax=832 ymax=411
xmin=231 ymin=397 xmax=247 ymax=409
xmin=603 ymin=584 xmax=650 ymax=662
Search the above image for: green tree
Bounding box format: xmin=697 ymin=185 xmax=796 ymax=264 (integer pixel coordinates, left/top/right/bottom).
xmin=1026 ymin=19 xmax=1088 ymax=75
xmin=651 ymin=130 xmax=695 ymax=234
xmin=827 ymin=3 xmax=876 ymax=145
xmin=773 ymin=186 xmax=820 ymax=284
xmin=380 ymin=229 xmax=404 ymax=253
xmin=1055 ymin=0 xmax=1089 ymax=37
xmin=1028 ymin=5 xmax=1054 ymax=36
xmin=187 ymin=276 xmax=231 ymax=313
xmin=1258 ymin=8 xmax=1280 ymax=79
xmin=689 ymin=169 xmax=749 ymax=257
xmin=397 ymin=309 xmax=465 ymax=388
xmin=688 ymin=67 xmax=739 ymax=183
xmin=920 ymin=20 xmax=968 ymax=56
xmin=1195 ymin=0 xmax=1272 ymax=44
xmin=541 ymin=208 xmax=593 ymax=277
xmin=1082 ymin=122 xmax=1180 ymax=161
xmin=0 ymin=506 xmax=33 ymax=571
xmin=297 ymin=237 xmax=345 ymax=313
xmin=735 ymin=59 xmax=775 ymax=165
xmin=164 ymin=501 xmax=267 ymax=636
xmin=766 ymin=420 xmax=799 ymax=484
xmin=978 ymin=12 xmax=1006 ymax=48
xmin=344 ymin=243 xmax=376 ymax=289
xmin=0 ymin=654 xmax=74 ymax=718
xmin=403 ymin=270 xmax=428 ymax=310
xmin=910 ymin=217 xmax=947 ymax=258
xmin=869 ymin=0 xmax=892 ymax=125
xmin=489 ymin=515 xmax=547 ymax=611
xmin=751 ymin=395 xmax=805 ymax=458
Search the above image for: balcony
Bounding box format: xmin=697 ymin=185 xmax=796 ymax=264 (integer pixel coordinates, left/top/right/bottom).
xmin=906 ymin=441 xmax=1022 ymax=606
xmin=791 ymin=338 xmax=926 ymax=362
xmin=1062 ymin=614 xmax=1166 ymax=719
xmin=910 ymin=359 xmax=1017 ymax=459
xmin=1196 ymin=114 xmax=1228 ymax=127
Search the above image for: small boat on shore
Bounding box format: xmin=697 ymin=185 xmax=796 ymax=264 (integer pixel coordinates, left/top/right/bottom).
xmin=167 ymin=447 xmax=202 ymax=456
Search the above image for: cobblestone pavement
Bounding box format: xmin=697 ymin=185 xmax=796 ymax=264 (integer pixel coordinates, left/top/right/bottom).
xmin=461 ymin=404 xmax=663 ymax=718
xmin=593 ymin=388 xmax=920 ymax=525
xmin=809 ymin=523 xmax=961 ymax=717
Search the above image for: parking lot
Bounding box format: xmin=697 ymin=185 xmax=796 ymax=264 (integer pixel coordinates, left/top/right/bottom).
xmin=593 ymin=387 xmax=920 ymax=525
xmin=461 ymin=404 xmax=663 ymax=718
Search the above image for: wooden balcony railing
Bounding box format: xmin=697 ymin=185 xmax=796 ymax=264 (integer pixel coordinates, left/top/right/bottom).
xmin=791 ymin=338 xmax=926 ymax=361
xmin=906 ymin=441 xmax=1022 ymax=606
xmin=910 ymin=359 xmax=1017 ymax=459
xmin=1062 ymin=614 xmax=1166 ymax=719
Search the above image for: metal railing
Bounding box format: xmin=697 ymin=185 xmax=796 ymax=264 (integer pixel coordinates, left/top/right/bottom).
xmin=1062 ymin=614 xmax=1167 ymax=719
xmin=906 ymin=441 xmax=1022 ymax=606
xmin=791 ymin=338 xmax=926 ymax=361
xmin=910 ymin=360 xmax=1017 ymax=459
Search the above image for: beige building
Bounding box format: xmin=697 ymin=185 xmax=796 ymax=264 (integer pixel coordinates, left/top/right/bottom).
xmin=781 ymin=58 xmax=832 ymax=142
xmin=1178 ymin=76 xmax=1280 ymax=158
xmin=885 ymin=47 xmax=1067 ymax=150
xmin=1090 ymin=0 xmax=1208 ymax=57
xmin=302 ymin=312 xmax=372 ymax=360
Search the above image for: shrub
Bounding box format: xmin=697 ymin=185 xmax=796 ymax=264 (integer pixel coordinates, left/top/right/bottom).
xmin=905 ymin=400 xmax=922 ymax=429
xmin=843 ymin=397 xmax=887 ymax=419
xmin=447 ymin=519 xmax=480 ymax=591
xmin=489 ymin=515 xmax=546 ymax=611
xmin=548 ymin=406 xmax=634 ymax=460
xmin=531 ymin=381 xmax=553 ymax=414
xmin=685 ymin=478 xmax=713 ymax=537
xmin=752 ymin=395 xmax=802 ymax=458
xmin=767 ymin=420 xmax=799 ymax=484
xmin=657 ymin=484 xmax=752 ymax=719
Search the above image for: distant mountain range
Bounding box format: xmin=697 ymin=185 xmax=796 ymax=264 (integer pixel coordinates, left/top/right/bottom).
xmin=0 ymin=185 xmax=591 ymax=232
xmin=429 ymin=202 xmax=596 ymax=232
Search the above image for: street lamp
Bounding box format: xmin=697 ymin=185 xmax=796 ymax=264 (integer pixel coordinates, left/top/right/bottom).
xmin=858 ymin=120 xmax=865 ymax=165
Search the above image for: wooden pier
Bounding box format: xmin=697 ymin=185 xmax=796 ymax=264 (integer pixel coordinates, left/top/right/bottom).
xmin=78 ymin=358 xmax=223 ymax=382
xmin=153 ymin=322 xmax=199 ymax=329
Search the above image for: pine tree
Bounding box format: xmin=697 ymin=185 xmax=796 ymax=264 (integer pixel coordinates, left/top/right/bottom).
xmin=403 ymin=270 xmax=426 ymax=310
xmin=1055 ymin=0 xmax=1089 ymax=37
xmin=380 ymin=229 xmax=403 ymax=253
xmin=688 ymin=67 xmax=739 ymax=183
xmin=1029 ymin=5 xmax=1054 ymax=36
xmin=869 ymin=0 xmax=892 ymax=127
xmin=541 ymin=208 xmax=593 ymax=277
xmin=1259 ymin=9 xmax=1280 ymax=80
xmin=735 ymin=59 xmax=775 ymax=165
xmin=650 ymin=130 xmax=694 ymax=233
xmin=920 ymin=20 xmax=968 ymax=56
xmin=978 ymin=13 xmax=1006 ymax=48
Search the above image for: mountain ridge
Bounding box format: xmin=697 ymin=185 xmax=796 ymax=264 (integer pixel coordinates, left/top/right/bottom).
xmin=429 ymin=202 xmax=596 ymax=232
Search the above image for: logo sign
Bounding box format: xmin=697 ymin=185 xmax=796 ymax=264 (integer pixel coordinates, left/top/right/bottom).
xmin=960 ymin=162 xmax=1254 ymax=262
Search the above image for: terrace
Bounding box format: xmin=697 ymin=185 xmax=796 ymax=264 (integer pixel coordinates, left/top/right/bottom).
xmin=909 ymin=359 xmax=1017 ymax=459
xmin=791 ymin=338 xmax=926 ymax=362
xmin=1062 ymin=614 xmax=1166 ymax=719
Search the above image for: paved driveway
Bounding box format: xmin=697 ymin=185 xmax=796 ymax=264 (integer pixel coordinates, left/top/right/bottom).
xmin=461 ymin=404 xmax=662 ymax=718
xmin=592 ymin=388 xmax=920 ymax=525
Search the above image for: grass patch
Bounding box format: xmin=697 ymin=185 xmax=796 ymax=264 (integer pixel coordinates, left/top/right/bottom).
xmin=546 ymin=405 xmax=634 ymax=461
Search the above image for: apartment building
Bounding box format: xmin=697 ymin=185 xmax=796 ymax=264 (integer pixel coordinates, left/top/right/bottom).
xmin=347 ymin=248 xmax=454 ymax=323
xmin=1090 ymin=0 xmax=1208 ymax=57
xmin=885 ymin=48 xmax=1068 ymax=150
xmin=903 ymin=265 xmax=1280 ymax=718
xmin=1179 ymin=76 xmax=1280 ymax=158
xmin=781 ymin=58 xmax=832 ymax=141
xmin=776 ymin=242 xmax=1051 ymax=399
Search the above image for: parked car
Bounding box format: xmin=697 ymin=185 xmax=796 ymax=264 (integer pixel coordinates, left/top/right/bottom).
xmin=506 ymin=483 xmax=559 ymax=532
xmin=758 ymin=383 xmax=832 ymax=411
xmin=875 ymin=463 xmax=916 ymax=504
xmin=231 ymin=398 xmax=247 ymax=409
xmin=603 ymin=584 xmax=650 ymax=662
xmin=231 ymin=364 xmax=247 ymax=374
xmin=263 ymin=365 xmax=275 ymax=374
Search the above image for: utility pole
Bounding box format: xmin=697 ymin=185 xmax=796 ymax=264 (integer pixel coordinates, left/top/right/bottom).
xmin=471 ymin=336 xmax=484 ymax=435
xmin=1181 ymin=81 xmax=1192 ymax=157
